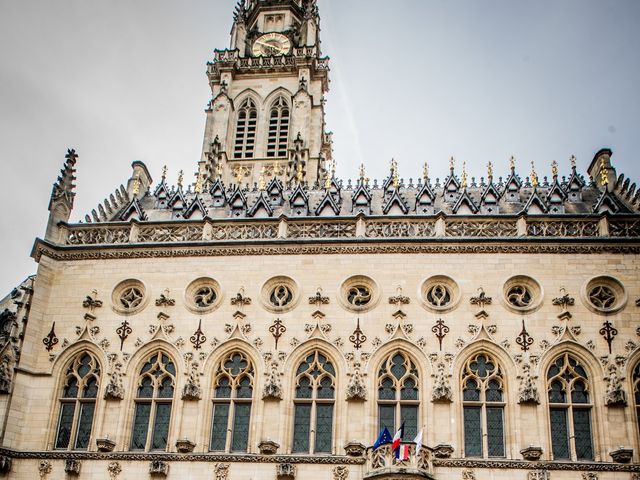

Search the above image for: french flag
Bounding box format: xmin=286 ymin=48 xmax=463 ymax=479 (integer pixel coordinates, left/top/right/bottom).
xmin=392 ymin=422 xmax=409 ymax=460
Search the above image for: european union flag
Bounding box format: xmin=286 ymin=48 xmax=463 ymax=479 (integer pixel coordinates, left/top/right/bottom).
xmin=372 ymin=427 xmax=393 ymax=449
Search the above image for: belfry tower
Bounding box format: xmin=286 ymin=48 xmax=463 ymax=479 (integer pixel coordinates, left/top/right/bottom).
xmin=197 ymin=0 xmax=332 ymax=189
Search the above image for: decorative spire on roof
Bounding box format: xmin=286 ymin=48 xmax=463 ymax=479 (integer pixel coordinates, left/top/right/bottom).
xmin=423 ymin=162 xmax=429 ymax=183
xmin=487 ymin=161 xmax=493 ymax=182
xmin=461 ymin=161 xmax=468 ymax=189
xmin=258 ymin=167 xmax=266 ymax=191
xmin=177 ymin=170 xmax=184 ymax=189
xmin=551 ymin=160 xmax=558 ymax=179
xmin=510 ymin=156 xmax=516 ymax=172
xmin=132 ymin=172 xmax=141 ymax=196
xmin=600 ymin=158 xmax=609 ymax=187
xmin=161 ymin=165 xmax=168 ymax=183
xmin=391 ymin=159 xmax=399 ymax=190
xmin=48 ymin=148 xmax=78 ymax=213
xmin=530 ymin=161 xmax=538 ymax=188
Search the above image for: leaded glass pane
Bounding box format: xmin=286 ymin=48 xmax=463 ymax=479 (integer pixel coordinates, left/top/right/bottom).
xmin=573 ymin=409 xmax=593 ymax=460
xmin=74 ymin=403 xmax=95 ymax=449
xmin=550 ymin=408 xmax=569 ymax=459
xmin=486 ymin=379 xmax=503 ymax=402
xmin=141 ymin=359 xmax=153 ymax=374
xmin=400 ymin=377 xmax=418 ymax=400
xmin=78 ymin=354 xmax=92 ymax=377
xmin=323 ymin=360 xmax=336 ymax=377
xmin=571 ymin=381 xmax=589 ymax=404
xmin=162 ymin=355 xmax=176 ymax=376
xmin=463 ymin=379 xmax=480 ymax=401
xmin=55 ymin=403 xmax=75 ymax=449
xmin=225 ymin=354 xmax=247 ymax=375
xmin=215 ymin=377 xmax=232 ymax=398
xmin=83 ymin=376 xmax=98 ymax=398
xmin=486 ymin=407 xmax=505 ymax=457
xmin=131 ymin=403 xmax=151 ymax=450
xmin=63 ymin=377 xmax=79 ymax=398
xmin=378 ymin=377 xmax=395 ymax=400
xmin=158 ymin=377 xmax=174 ymax=399
xmin=151 ymin=403 xmax=172 ymax=450
xmin=378 ymin=404 xmax=395 ymax=433
xmin=236 ymin=376 xmax=253 ymax=399
xmin=315 ymin=404 xmax=333 ymax=453
xmin=292 ymin=404 xmax=311 ymax=453
xmin=463 ymin=407 xmax=482 ymax=457
xmin=138 ymin=377 xmax=153 ymax=398
xmin=296 ymin=376 xmax=312 ymax=399
xmin=210 ymin=403 xmax=229 ymax=451
xmin=231 ymin=403 xmax=251 ymax=452
xmin=470 ymin=355 xmax=494 ymax=378
xmin=401 ymin=405 xmax=418 ymax=441
xmin=549 ymin=380 xmax=565 ymax=403
xmin=317 ymin=377 xmax=334 ymax=399
xmin=390 ymin=354 xmax=406 ymax=379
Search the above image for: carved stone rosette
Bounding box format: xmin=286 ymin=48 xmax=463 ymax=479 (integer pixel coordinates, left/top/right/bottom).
xmin=333 ymin=465 xmax=349 ymax=480
xmin=107 ymin=461 xmax=122 ymax=479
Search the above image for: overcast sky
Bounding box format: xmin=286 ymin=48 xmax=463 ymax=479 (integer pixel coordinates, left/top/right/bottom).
xmin=1 ymin=0 xmax=639 ymax=295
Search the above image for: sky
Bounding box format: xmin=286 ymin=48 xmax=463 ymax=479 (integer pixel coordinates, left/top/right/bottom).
xmin=0 ymin=0 xmax=639 ymax=294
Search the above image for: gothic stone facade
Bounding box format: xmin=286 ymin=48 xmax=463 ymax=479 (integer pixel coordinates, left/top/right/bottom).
xmin=2 ymin=1 xmax=640 ymax=480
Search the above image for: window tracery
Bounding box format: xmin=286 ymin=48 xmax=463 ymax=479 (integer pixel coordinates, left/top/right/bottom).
xmin=210 ymin=352 xmax=254 ymax=452
xmin=233 ymin=98 xmax=257 ymax=159
xmin=462 ymin=353 xmax=505 ymax=457
xmin=634 ymin=363 xmax=640 ymax=437
xmin=426 ymin=284 xmax=451 ymax=307
xmin=377 ymin=352 xmax=419 ymax=441
xmin=506 ymin=285 xmax=532 ymax=308
xmin=347 ymin=285 xmax=371 ymax=307
xmin=292 ymin=351 xmax=336 ymax=453
xmin=267 ymin=97 xmax=290 ymax=158
xmin=54 ymin=353 xmax=101 ymax=450
xmin=547 ymin=353 xmax=593 ymax=460
xmin=130 ymin=352 xmax=176 ymax=451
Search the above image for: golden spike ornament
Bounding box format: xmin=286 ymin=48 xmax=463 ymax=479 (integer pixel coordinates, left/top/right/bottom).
xmin=510 ymin=156 xmax=516 ymax=171
xmin=552 ymin=160 xmax=558 ymax=178
xmin=487 ymin=161 xmax=493 ymax=179
xmin=296 ymin=162 xmax=304 ymax=184
xmin=530 ymin=161 xmax=538 ymax=188
xmin=600 ymin=158 xmax=609 ymax=186
xmin=461 ymin=161 xmax=468 ymax=189
xmin=195 ymin=173 xmax=203 ymax=194
xmin=177 ymin=170 xmax=184 ymax=188
xmin=132 ymin=172 xmax=141 ymax=195
xmin=359 ymin=163 xmax=365 ymax=180
xmin=423 ymin=162 xmax=429 ymax=181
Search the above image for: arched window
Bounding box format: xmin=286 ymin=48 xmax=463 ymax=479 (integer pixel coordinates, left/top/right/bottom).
xmin=292 ymin=351 xmax=335 ymax=453
xmin=54 ymin=353 xmax=100 ymax=450
xmin=377 ymin=351 xmax=419 ymax=440
xmin=634 ymin=363 xmax=640 ymax=437
xmin=547 ymin=353 xmax=593 ymax=460
xmin=130 ymin=352 xmax=176 ymax=451
xmin=462 ymin=353 xmax=505 ymax=457
xmin=233 ymin=98 xmax=257 ymax=159
xmin=210 ymin=352 xmax=254 ymax=452
xmin=267 ymin=97 xmax=289 ymax=158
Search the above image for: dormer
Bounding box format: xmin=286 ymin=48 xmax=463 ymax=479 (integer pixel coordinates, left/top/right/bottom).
xmin=120 ymin=199 xmax=147 ymax=222
xmin=546 ymin=180 xmax=567 ymax=214
xmin=503 ymin=170 xmax=522 ymax=202
xmin=228 ymin=187 xmax=248 ymax=217
xmin=452 ymin=190 xmax=479 ymax=215
xmin=315 ymin=190 xmax=341 ymax=217
xmin=382 ymin=190 xmax=409 ymax=216
xmin=351 ymin=182 xmax=372 ymax=215
xmin=183 ymin=196 xmax=208 ymax=220
xmin=153 ymin=180 xmax=170 ymax=209
xmin=415 ymin=182 xmax=436 ymax=215
xmin=248 ymin=192 xmax=274 ymax=218
xmin=480 ymin=181 xmax=501 ymax=214
xmin=566 ymin=165 xmax=585 ymax=202
xmin=167 ymin=188 xmax=187 ymax=219
xmin=442 ymin=174 xmax=461 ymax=203
xmin=209 ymin=179 xmax=227 ymax=207
xmin=267 ymin=177 xmax=285 ymax=206
xmin=593 ymin=190 xmax=624 ymax=215
xmin=289 ymin=183 xmax=309 ymax=216
xmin=522 ymin=189 xmax=548 ymax=215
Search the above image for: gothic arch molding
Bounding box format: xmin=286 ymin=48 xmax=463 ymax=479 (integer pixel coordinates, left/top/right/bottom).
xmin=263 ymin=87 xmax=293 ymax=109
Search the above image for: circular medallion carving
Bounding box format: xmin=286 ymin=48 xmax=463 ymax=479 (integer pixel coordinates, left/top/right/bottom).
xmin=502 ymin=276 xmax=542 ymax=313
xmin=339 ymin=276 xmax=379 ymax=313
xmin=582 ymin=276 xmax=627 ymax=315
xmin=185 ymin=278 xmax=222 ymax=314
xmin=261 ymin=276 xmax=300 ymax=313
xmin=420 ymin=276 xmax=460 ymax=313
xmin=112 ymin=279 xmax=148 ymax=315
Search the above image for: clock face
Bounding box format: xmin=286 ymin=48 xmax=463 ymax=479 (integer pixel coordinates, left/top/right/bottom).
xmin=252 ymin=32 xmax=291 ymax=57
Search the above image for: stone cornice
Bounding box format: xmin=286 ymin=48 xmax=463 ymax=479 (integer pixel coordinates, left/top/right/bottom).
xmin=432 ymin=458 xmax=640 ymax=472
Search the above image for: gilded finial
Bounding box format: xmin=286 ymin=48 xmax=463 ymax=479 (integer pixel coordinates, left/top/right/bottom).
xmin=359 ymin=163 xmax=365 ymax=180
xmin=510 ymin=156 xmax=516 ymax=171
xmin=216 ymin=162 xmax=223 ymax=178
xmin=235 ymin=168 xmax=243 ymax=185
xmin=296 ymin=162 xmax=304 ymax=184
xmin=449 ymin=156 xmax=455 ymax=172
xmin=177 ymin=170 xmax=184 ymax=188
xmin=461 ymin=161 xmax=468 ymax=189
xmin=530 ymin=161 xmax=538 ymax=188
xmin=132 ymin=172 xmax=141 ymax=195
xmin=423 ymin=162 xmax=429 ymax=181
xmin=161 ymin=165 xmax=167 ymax=182
xmin=391 ymin=158 xmax=399 ymax=189
xmin=570 ymin=155 xmax=577 ymax=169
xmin=195 ymin=173 xmax=203 ymax=194
xmin=487 ymin=161 xmax=493 ymax=180
xmin=600 ymin=158 xmax=609 ymax=186
xmin=258 ymin=166 xmax=266 ymax=191
xmin=325 ymin=172 xmax=332 ymax=190
xmin=552 ymin=160 xmax=558 ymax=178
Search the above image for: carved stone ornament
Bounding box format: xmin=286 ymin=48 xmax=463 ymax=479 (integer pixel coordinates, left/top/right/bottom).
xmin=431 ymin=362 xmax=453 ymax=402
xmin=38 ymin=460 xmax=52 ymax=479
xmin=107 ymin=461 xmax=122 ymax=479
xmin=175 ymin=438 xmax=196 ymax=453
xmin=182 ymin=361 xmax=202 ymax=401
xmin=262 ymin=356 xmax=283 ymax=400
xmin=520 ymin=445 xmax=543 ymax=461
xmin=432 ymin=443 xmax=454 ymax=459
xmin=0 ymin=354 xmax=13 ymax=394
xmin=97 ymin=437 xmax=116 ymax=452
xmin=517 ymin=363 xmax=540 ymax=404
xmin=149 ymin=460 xmax=169 ymax=476
xmin=104 ymin=362 xmax=125 ymax=400
xmin=528 ymin=471 xmax=550 ymax=480
xmin=344 ymin=441 xmax=366 ymax=457
xmin=277 ymin=463 xmax=296 ymax=480
xmin=462 ymin=469 xmax=476 ymax=480
xmin=64 ymin=459 xmax=81 ymax=475
xmin=609 ymin=447 xmax=633 ymax=463
xmin=258 ymin=439 xmax=280 ymax=455
xmin=345 ymin=362 xmax=367 ymax=401
xmin=214 ymin=463 xmax=230 ymax=480
xmin=604 ymin=363 xmax=627 ymax=406
xmin=333 ymin=465 xmax=349 ymax=480
xmin=0 ymin=455 xmax=11 ymax=473
xmin=581 ymin=474 xmax=598 ymax=480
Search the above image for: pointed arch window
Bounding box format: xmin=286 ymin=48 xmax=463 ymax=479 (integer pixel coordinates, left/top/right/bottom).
xmin=547 ymin=353 xmax=593 ymax=460
xmin=267 ymin=97 xmax=289 ymax=158
xmin=462 ymin=353 xmax=505 ymax=457
xmin=377 ymin=352 xmax=419 ymax=441
xmin=54 ymin=353 xmax=101 ymax=450
xmin=634 ymin=363 xmax=640 ymax=437
xmin=292 ymin=351 xmax=336 ymax=453
xmin=210 ymin=352 xmax=254 ymax=452
xmin=233 ymin=98 xmax=258 ymax=159
xmin=130 ymin=352 xmax=176 ymax=451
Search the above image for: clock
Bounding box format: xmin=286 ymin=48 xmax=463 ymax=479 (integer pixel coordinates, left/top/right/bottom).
xmin=252 ymin=32 xmax=292 ymax=57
